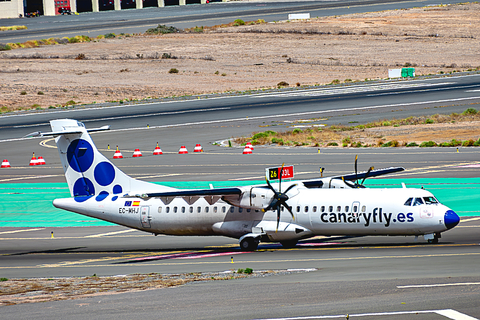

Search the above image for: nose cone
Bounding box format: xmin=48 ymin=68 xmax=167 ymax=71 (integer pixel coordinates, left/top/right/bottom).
xmin=444 ymin=210 xmax=460 ymax=230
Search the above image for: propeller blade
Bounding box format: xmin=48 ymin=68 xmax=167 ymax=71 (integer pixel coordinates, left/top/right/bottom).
xmin=360 ymin=166 xmax=374 ymax=185
xmin=285 ymin=202 xmax=295 ymax=221
xmin=278 ymin=163 xmax=285 ymax=193
xmin=284 ymin=183 xmax=297 ymax=194
xmin=276 ymin=206 xmax=281 ymax=232
xmin=265 ymin=176 xmax=276 ymax=193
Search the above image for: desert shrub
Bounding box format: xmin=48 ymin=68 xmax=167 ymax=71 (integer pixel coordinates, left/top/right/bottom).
xmin=145 ymin=25 xmax=180 ymax=35
xmin=277 ymin=81 xmax=289 ymax=87
xmin=425 ymin=118 xmax=434 ymax=124
xmin=381 ymin=141 xmax=392 ymax=147
xmin=75 ymin=53 xmax=85 ymax=60
xmin=292 ymin=128 xmax=303 ymax=135
xmin=37 ymin=91 xmax=44 ymax=95
xmin=233 ymin=19 xmax=245 ymax=26
xmin=473 ymin=138 xmax=480 ymax=146
xmin=330 ymin=79 xmax=340 ymax=85
xmin=406 ymin=142 xmax=419 ymax=147
xmin=271 ymin=137 xmax=284 ymax=145
xmin=104 ymin=33 xmax=116 ymax=39
xmin=462 ymin=139 xmax=475 ymax=146
xmin=20 ymin=91 xmax=27 ymax=95
xmin=252 ymin=132 xmax=271 ymax=139
xmin=168 ymin=68 xmax=179 ymax=74
xmin=244 ymin=268 xmax=253 ymax=274
xmin=462 ymin=108 xmax=477 ymax=115
xmin=420 ymin=141 xmax=437 ymax=147
xmin=0 ymin=43 xmax=11 ymax=51
xmin=327 ymin=142 xmax=338 ymax=146
xmin=342 ymin=137 xmax=351 ymax=144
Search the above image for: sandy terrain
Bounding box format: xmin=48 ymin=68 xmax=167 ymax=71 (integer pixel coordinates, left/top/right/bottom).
xmin=0 ymin=2 xmax=479 ymax=112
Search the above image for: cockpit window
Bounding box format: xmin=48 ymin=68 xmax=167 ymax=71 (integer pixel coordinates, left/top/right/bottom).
xmin=413 ymin=197 xmax=424 ymax=206
xmin=423 ymin=196 xmax=439 ymax=205
xmin=404 ymin=198 xmax=413 ymax=206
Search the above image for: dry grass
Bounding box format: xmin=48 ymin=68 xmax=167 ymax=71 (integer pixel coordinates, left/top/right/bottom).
xmin=0 ymin=26 xmax=27 ymax=31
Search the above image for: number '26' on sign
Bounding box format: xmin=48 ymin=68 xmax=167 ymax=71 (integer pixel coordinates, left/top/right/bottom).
xmin=266 ymin=165 xmax=294 ymax=181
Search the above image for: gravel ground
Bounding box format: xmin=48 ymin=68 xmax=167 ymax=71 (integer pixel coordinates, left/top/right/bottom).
xmin=0 ymin=2 xmax=479 ymax=111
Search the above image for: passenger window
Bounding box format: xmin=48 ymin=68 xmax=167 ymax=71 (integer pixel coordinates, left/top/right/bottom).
xmin=313 ymin=206 xmax=317 ymax=213
xmin=197 ymin=207 xmax=201 ymax=213
xmin=158 ymin=207 xmax=162 ymax=213
xmin=239 ymin=208 xmax=243 ymax=213
xmin=423 ymin=197 xmax=438 ymax=205
xmin=296 ymin=206 xmax=301 ymax=213
xmin=337 ymin=206 xmax=341 ymax=212
xmin=230 ymin=207 xmax=234 ymax=213
xmin=353 ymin=206 xmax=358 ymax=212
xmin=205 ymin=207 xmax=209 ymax=213
xmin=321 ymin=206 xmax=325 ymax=212
xmin=181 ymin=207 xmax=185 ymax=213
xmin=404 ymin=198 xmax=413 ymax=206
xmin=345 ymin=206 xmax=349 ymax=212
xmin=166 ymin=207 xmax=170 ymax=213
xmin=413 ymin=197 xmax=424 ymax=206
xmin=305 ymin=206 xmax=309 ymax=213
xmin=247 ymin=209 xmax=251 ymax=213
xmin=222 ymin=206 xmax=226 ymax=213
xmin=189 ymin=207 xmax=193 ymax=213
xmin=214 ymin=207 xmax=217 ymax=213
xmin=329 ymin=206 xmax=333 ymax=212
xmin=173 ymin=207 xmax=177 ymax=213
xmin=361 ymin=206 xmax=366 ymax=212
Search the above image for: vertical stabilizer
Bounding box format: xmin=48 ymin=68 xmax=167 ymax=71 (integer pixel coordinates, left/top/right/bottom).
xmin=49 ymin=119 xmax=174 ymax=198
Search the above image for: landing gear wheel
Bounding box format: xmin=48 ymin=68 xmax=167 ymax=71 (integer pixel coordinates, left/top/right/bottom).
xmin=428 ymin=233 xmax=440 ymax=244
xmin=240 ymin=237 xmax=259 ymax=251
xmin=280 ymin=240 xmax=298 ymax=248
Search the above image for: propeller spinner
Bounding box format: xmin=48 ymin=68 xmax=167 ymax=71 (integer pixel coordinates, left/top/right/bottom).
xmin=263 ymin=164 xmax=297 ymax=232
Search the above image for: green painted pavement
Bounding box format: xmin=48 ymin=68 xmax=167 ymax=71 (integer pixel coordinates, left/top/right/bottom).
xmin=0 ymin=178 xmax=478 ymax=227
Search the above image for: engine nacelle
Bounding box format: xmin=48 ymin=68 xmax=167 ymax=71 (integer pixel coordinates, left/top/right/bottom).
xmin=222 ymin=186 xmax=273 ymax=210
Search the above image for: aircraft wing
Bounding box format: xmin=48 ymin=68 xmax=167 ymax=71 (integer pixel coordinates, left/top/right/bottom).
xmin=302 ymin=166 xmax=405 ymax=188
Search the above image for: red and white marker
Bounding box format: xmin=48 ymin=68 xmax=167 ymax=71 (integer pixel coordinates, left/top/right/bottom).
xmin=113 ymin=146 xmax=123 ymax=159
xmin=246 ymin=142 xmax=254 ymax=150
xmin=1 ymin=159 xmax=11 ymax=168
xmin=193 ymin=144 xmax=203 ymax=153
xmin=29 ymin=152 xmax=39 ymax=166
xmin=37 ymin=156 xmax=46 ymax=165
xmin=153 ymin=143 xmax=163 ymax=155
xmin=132 ymin=148 xmax=143 ymax=157
xmin=242 ymin=146 xmax=252 ymax=154
xmin=178 ymin=146 xmax=188 ymax=154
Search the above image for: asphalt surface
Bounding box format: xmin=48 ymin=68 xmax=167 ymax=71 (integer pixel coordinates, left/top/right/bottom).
xmin=0 ymin=0 xmax=470 ymax=43
xmin=0 ymin=218 xmax=479 ymax=319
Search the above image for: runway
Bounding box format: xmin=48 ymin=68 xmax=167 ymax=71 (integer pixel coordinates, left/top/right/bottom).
xmin=1 ymin=218 xmax=479 ymax=318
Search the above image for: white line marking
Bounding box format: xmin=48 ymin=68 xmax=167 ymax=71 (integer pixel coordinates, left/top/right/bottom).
xmin=255 ymin=309 xmax=479 ymax=320
xmin=436 ymin=309 xmax=479 ymax=320
xmin=84 ymin=229 xmax=136 ymax=238
xmin=0 ymin=228 xmax=45 ymax=235
xmin=398 ymin=282 xmax=480 ymax=289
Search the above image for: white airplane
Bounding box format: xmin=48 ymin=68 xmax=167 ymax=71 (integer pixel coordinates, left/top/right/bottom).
xmin=44 ymin=119 xmax=460 ymax=251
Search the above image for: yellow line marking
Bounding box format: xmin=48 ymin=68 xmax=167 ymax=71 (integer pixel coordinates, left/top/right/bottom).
xmin=1 ymin=252 xmax=479 ymax=270
xmin=40 ymin=138 xmax=57 ymax=149
xmin=0 ymin=228 xmax=45 ymax=235
xmin=85 ymin=229 xmax=137 ymax=238
xmin=461 ymin=217 xmax=480 ymax=223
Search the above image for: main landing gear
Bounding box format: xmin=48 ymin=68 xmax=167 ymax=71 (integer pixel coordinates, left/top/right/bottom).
xmin=427 ymin=232 xmax=441 ymax=244
xmin=240 ymin=237 xmax=259 ymax=251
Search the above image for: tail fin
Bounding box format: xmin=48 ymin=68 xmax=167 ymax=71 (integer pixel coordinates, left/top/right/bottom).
xmin=48 ymin=119 xmax=173 ymax=197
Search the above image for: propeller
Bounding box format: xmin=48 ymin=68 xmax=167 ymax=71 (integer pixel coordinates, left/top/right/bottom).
xmin=263 ymin=163 xmax=297 ymax=232
xmin=346 ymin=155 xmax=374 ymax=188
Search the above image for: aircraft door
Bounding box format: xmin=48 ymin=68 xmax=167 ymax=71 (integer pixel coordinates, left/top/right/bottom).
xmin=351 ymin=201 xmax=360 ymax=219
xmin=140 ymin=206 xmax=151 ymax=228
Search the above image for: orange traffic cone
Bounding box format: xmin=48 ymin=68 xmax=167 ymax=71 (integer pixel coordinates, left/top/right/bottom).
xmin=29 ymin=152 xmax=39 ymax=166
xmin=153 ymin=143 xmax=163 ymax=155
xmin=243 ymin=146 xmax=252 ymax=154
xmin=194 ymin=144 xmax=203 ymax=152
xmin=132 ymin=148 xmax=143 ymax=157
xmin=246 ymin=142 xmax=254 ymax=150
xmin=178 ymin=146 xmax=188 ymax=154
xmin=1 ymin=159 xmax=11 ymax=168
xmin=113 ymin=146 xmax=123 ymax=159
xmin=37 ymin=156 xmax=46 ymax=165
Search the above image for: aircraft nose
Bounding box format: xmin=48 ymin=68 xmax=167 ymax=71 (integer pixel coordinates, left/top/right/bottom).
xmin=444 ymin=210 xmax=460 ymax=230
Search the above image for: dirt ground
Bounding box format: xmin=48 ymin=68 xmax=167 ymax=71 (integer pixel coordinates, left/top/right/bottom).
xmin=0 ymin=2 xmax=479 ymax=112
